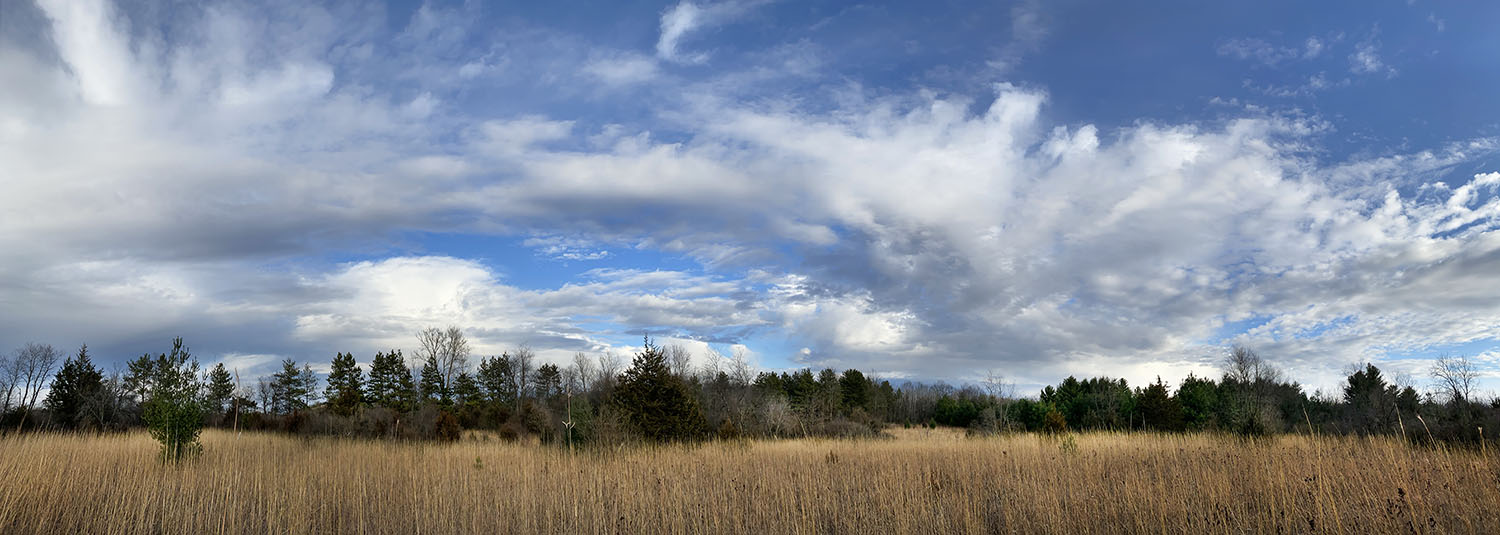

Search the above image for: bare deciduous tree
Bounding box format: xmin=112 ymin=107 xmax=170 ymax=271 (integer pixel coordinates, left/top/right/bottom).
xmin=1224 ymin=345 xmax=1282 ymax=384
xmin=700 ymin=346 xmax=724 ymax=381
xmin=256 ymin=377 xmax=273 ymax=415
xmin=729 ymin=347 xmax=755 ymax=387
xmin=1 ymin=351 xmax=20 ymax=413
xmin=12 ymin=343 xmax=61 ymax=430
xmin=416 ymin=326 xmax=471 ymax=395
xmin=510 ymin=345 xmax=535 ymax=411
xmin=1431 ymin=354 xmax=1478 ymax=405
xmin=570 ymin=352 xmax=595 ymax=393
xmin=982 ymin=369 xmax=1015 ymax=400
xmin=596 ymin=351 xmax=622 ymax=389
xmin=665 ymin=343 xmax=692 ymax=378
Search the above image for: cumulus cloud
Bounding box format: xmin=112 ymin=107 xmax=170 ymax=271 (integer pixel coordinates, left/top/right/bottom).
xmin=3 ymin=0 xmax=1499 ymax=393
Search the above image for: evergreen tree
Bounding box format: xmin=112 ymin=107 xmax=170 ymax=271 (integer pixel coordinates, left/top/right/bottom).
xmin=784 ymin=369 xmax=818 ymax=411
xmin=838 ymin=369 xmax=869 ymax=414
xmin=1135 ymin=377 xmax=1183 ymax=431
xmin=419 ymin=354 xmax=446 ymax=404
xmin=123 ymin=353 xmax=157 ymax=403
xmin=534 ymin=363 xmax=562 ymax=399
xmin=815 ymin=368 xmax=841 ymax=417
xmin=1176 ymin=374 xmax=1219 ymax=431
xmin=477 ymin=355 xmax=515 ymax=407
xmin=299 ymin=363 xmax=320 ymax=408
xmin=452 ymin=372 xmax=481 ymax=407
xmin=271 ymin=359 xmax=310 ymax=414
xmin=366 ymin=350 xmax=404 ymax=409
xmin=1343 ymin=363 xmax=1397 ymax=434
xmin=609 ymin=338 xmax=706 ymax=442
xmin=205 ymin=363 xmax=234 ymax=417
xmin=44 ymin=344 xmax=104 ymax=429
xmin=325 ymin=352 xmax=364 ymax=417
xmin=141 ymin=338 xmax=204 ymax=461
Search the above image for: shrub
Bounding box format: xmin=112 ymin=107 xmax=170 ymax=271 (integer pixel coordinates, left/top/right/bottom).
xmin=436 ymin=411 xmax=462 ymax=442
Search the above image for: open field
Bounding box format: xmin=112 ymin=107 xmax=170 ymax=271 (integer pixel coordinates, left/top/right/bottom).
xmin=1 ymin=429 xmax=1497 ymax=534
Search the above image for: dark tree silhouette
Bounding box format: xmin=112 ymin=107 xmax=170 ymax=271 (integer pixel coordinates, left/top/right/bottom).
xmin=44 ymin=345 xmax=104 ymax=430
xmin=610 ymin=338 xmax=706 ymax=442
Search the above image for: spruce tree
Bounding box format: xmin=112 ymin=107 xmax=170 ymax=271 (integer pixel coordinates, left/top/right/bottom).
xmin=609 ymin=338 xmax=706 ymax=442
xmin=325 ymin=352 xmax=364 ymax=416
xmin=44 ymin=344 xmax=104 ymax=429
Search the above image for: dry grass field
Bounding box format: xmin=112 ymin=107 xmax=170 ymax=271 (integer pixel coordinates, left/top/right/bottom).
xmin=1 ymin=428 xmax=1497 ymax=534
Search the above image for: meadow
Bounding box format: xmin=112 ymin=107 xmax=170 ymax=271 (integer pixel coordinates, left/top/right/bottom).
xmin=0 ymin=428 xmax=1496 ymax=534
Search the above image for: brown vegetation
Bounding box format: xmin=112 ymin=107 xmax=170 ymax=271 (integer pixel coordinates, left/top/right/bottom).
xmin=1 ymin=428 xmax=1497 ymax=534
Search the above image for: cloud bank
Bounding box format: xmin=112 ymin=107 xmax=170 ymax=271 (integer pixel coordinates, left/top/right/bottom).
xmin=2 ymin=0 xmax=1498 ymax=392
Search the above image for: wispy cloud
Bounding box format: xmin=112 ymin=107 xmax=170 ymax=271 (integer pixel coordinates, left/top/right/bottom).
xmin=656 ymin=1 xmax=767 ymax=63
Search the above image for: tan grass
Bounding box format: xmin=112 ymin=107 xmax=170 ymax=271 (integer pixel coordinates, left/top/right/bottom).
xmin=0 ymin=429 xmax=1495 ymax=534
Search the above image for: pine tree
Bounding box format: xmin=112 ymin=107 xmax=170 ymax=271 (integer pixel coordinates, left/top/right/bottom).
xmin=298 ymin=363 xmax=320 ymax=408
xmin=271 ymin=359 xmax=309 ymax=414
xmin=366 ymin=350 xmax=401 ymax=408
xmin=205 ymin=363 xmax=234 ymax=417
xmin=534 ymin=363 xmax=562 ymax=400
xmin=838 ymin=369 xmax=869 ymax=414
xmin=123 ymin=353 xmax=157 ymax=403
xmin=609 ymin=338 xmax=706 ymax=442
xmin=141 ymin=338 xmax=204 ymax=461
xmin=452 ymin=372 xmax=481 ymax=407
xmin=44 ymin=344 xmax=104 ymax=429
xmin=393 ymin=362 xmax=418 ymax=412
xmin=325 ymin=352 xmax=364 ymax=417
xmin=477 ymin=355 xmax=515 ymax=407
xmin=419 ymin=354 xmax=447 ymax=404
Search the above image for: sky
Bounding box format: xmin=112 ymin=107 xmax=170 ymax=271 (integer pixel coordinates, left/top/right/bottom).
xmin=2 ymin=0 xmax=1500 ymax=396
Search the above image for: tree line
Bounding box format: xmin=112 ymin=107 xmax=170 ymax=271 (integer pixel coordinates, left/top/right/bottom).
xmin=5 ymin=331 xmax=1498 ymax=457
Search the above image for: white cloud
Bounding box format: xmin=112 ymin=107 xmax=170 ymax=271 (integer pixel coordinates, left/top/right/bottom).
xmin=35 ymin=0 xmax=139 ymax=106
xmin=1349 ymin=38 xmax=1397 ymax=77
xmin=584 ymin=52 xmax=661 ymax=86
xmin=655 ymin=1 xmax=766 ymax=63
xmin=3 ymin=0 xmax=1499 ymax=393
xmin=657 ymin=2 xmax=706 ymax=62
xmin=523 ymin=236 xmax=611 ymax=261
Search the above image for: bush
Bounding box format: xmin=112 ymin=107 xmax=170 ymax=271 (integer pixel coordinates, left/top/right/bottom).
xmin=717 ymin=418 xmax=741 ymax=440
xmin=436 ymin=411 xmax=462 ymax=442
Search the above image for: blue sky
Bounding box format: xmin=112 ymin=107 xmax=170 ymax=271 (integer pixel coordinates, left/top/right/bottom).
xmin=2 ymin=0 xmax=1499 ymax=395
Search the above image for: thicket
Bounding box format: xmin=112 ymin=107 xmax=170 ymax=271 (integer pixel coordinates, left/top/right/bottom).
xmin=4 ymin=333 xmax=1498 ymax=450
